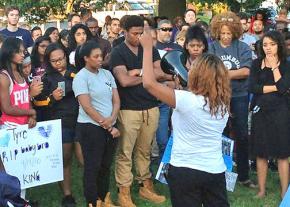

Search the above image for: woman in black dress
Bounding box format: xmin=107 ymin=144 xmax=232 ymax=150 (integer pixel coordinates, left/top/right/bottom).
xmin=249 ymin=31 xmax=290 ymax=198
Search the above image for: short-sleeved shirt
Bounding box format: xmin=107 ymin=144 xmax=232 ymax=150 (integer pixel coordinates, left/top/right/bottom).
xmin=170 ymin=90 xmax=228 ymax=174
xmin=0 ymin=28 xmax=33 ymax=48
xmin=110 ymin=42 xmax=160 ymax=110
xmin=72 ymin=68 xmax=117 ymax=126
xmin=155 ymin=41 xmax=183 ymax=51
xmin=208 ymin=40 xmax=252 ymax=97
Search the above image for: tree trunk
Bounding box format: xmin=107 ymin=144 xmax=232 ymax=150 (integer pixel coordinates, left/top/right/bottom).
xmin=158 ymin=0 xmax=186 ymax=21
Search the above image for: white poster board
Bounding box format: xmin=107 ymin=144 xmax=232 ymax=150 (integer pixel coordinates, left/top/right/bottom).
xmin=0 ymin=119 xmax=63 ymax=189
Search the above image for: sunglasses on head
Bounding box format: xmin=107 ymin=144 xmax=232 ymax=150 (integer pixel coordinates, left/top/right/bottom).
xmin=219 ymin=17 xmax=234 ymax=22
xmin=160 ymin=27 xmax=173 ymax=32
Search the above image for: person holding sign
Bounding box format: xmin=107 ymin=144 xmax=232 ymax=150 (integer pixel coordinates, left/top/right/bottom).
xmin=73 ymin=40 xmax=120 ymax=207
xmin=140 ymin=27 xmax=231 ymax=207
xmin=33 ymin=43 xmax=79 ymax=207
xmin=0 ymin=37 xmax=37 ymax=200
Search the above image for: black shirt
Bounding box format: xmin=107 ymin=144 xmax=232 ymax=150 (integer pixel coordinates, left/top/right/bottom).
xmin=155 ymin=41 xmax=183 ymax=51
xmin=35 ymin=68 xmax=79 ymax=128
xmin=112 ymin=36 xmax=125 ymax=48
xmin=110 ymin=42 xmax=160 ymax=110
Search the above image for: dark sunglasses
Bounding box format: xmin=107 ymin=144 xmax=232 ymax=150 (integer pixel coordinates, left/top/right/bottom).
xmin=160 ymin=27 xmax=173 ymax=32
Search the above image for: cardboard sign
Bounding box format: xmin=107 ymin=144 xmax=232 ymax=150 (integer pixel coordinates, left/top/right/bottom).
xmin=0 ymin=120 xmax=63 ymax=189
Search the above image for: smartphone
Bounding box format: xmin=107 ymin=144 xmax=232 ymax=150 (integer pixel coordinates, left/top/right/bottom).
xmin=58 ymin=81 xmax=65 ymax=96
xmin=33 ymin=76 xmax=41 ymax=83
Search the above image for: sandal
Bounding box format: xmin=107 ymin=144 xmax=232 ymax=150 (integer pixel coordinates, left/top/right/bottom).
xmin=238 ymin=179 xmax=258 ymax=189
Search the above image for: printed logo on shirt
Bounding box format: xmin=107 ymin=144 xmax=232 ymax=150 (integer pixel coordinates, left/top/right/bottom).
xmin=16 ymin=36 xmax=23 ymax=41
xmin=220 ymin=55 xmax=240 ymax=69
xmin=14 ymin=88 xmax=29 ymax=105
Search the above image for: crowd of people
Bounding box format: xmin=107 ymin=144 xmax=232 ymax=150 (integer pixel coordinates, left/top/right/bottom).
xmin=0 ymin=4 xmax=290 ymax=207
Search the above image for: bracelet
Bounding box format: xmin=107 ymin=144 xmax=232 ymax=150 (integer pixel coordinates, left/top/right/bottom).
xmin=139 ymin=69 xmax=143 ymax=77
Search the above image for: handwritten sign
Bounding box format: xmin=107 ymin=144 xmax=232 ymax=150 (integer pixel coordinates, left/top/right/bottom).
xmin=155 ymin=135 xmax=173 ymax=184
xmin=280 ymin=186 xmax=290 ymax=207
xmin=0 ymin=120 xmax=63 ymax=189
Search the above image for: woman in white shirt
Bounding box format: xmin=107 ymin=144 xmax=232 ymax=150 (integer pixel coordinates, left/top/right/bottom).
xmin=140 ymin=28 xmax=231 ymax=207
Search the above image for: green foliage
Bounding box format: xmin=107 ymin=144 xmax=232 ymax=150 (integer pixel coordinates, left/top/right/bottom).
xmin=186 ymin=0 xmax=263 ymax=13
xmin=0 ymin=0 xmax=67 ymax=23
xmin=95 ymin=0 xmax=116 ymax=11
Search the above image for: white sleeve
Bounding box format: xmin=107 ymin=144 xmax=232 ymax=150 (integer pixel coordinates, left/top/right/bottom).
xmin=69 ymin=51 xmax=76 ymax=65
xmin=174 ymin=90 xmax=190 ymax=112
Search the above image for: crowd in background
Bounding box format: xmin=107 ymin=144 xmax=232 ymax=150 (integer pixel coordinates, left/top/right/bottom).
xmin=0 ymin=4 xmax=290 ymax=207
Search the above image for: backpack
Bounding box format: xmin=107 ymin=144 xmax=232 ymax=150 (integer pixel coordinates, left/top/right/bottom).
xmin=0 ymin=171 xmax=31 ymax=207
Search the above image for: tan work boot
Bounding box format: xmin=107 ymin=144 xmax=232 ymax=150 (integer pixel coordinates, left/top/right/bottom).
xmin=102 ymin=192 xmax=119 ymax=207
xmin=139 ymin=179 xmax=166 ymax=204
xmin=118 ymin=186 xmax=136 ymax=207
xmin=88 ymin=199 xmax=102 ymax=207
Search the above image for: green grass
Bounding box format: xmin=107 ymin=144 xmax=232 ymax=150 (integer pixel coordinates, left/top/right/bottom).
xmin=27 ymin=159 xmax=282 ymax=207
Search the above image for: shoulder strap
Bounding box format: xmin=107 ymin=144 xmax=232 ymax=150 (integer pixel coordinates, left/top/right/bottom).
xmin=1 ymin=70 xmax=13 ymax=94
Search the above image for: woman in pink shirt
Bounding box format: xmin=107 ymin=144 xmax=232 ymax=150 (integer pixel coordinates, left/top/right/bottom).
xmin=0 ymin=37 xmax=36 ymax=128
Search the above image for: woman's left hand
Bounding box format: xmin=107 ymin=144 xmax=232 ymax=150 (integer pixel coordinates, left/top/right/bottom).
xmin=28 ymin=116 xmax=37 ymax=128
xmin=100 ymin=116 xmax=114 ymax=129
xmin=266 ymin=55 xmax=280 ymax=69
xmin=30 ymin=82 xmax=43 ymax=97
xmin=139 ymin=26 xmax=153 ymax=49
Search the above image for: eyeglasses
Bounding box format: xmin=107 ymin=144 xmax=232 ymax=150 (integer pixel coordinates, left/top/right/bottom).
xmin=50 ymin=56 xmax=66 ymax=64
xmin=159 ymin=27 xmax=173 ymax=32
xmin=219 ymin=17 xmax=234 ymax=22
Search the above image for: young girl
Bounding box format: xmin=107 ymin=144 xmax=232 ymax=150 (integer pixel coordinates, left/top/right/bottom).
xmin=184 ymin=25 xmax=208 ymax=70
xmin=249 ymin=31 xmax=290 ymax=198
xmin=0 ymin=37 xmax=36 ymax=128
xmin=68 ymin=24 xmax=92 ymax=66
xmin=0 ymin=37 xmax=37 ymax=201
xmin=73 ymin=40 xmax=120 ymax=207
xmin=44 ymin=27 xmax=59 ymax=43
xmin=30 ymin=36 xmax=51 ymax=77
xmin=34 ymin=43 xmax=79 ymax=207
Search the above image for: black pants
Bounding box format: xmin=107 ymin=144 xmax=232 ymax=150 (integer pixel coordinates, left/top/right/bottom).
xmin=167 ymin=165 xmax=229 ymax=207
xmin=78 ymin=123 xmax=118 ymax=204
xmin=224 ymin=95 xmax=249 ymax=181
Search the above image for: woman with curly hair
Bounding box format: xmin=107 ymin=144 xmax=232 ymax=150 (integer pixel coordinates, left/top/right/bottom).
xmin=68 ymin=24 xmax=92 ymax=66
xmin=140 ymin=27 xmax=231 ymax=207
xmin=208 ymin=11 xmax=255 ymax=188
xmin=249 ymin=31 xmax=290 ymax=198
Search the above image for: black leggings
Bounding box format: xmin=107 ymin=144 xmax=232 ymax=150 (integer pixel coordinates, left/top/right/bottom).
xmin=78 ymin=123 xmax=118 ymax=204
xmin=167 ymin=165 xmax=229 ymax=207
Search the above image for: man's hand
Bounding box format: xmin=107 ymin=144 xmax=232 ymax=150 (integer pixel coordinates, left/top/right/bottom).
xmin=128 ymin=69 xmax=142 ymax=77
xmin=110 ymin=127 xmax=120 ymax=138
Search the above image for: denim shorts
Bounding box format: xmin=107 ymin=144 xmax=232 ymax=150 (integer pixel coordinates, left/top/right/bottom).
xmin=62 ymin=128 xmax=76 ymax=144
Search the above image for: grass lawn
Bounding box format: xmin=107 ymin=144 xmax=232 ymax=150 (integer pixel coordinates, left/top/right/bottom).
xmin=27 ymin=159 xmax=282 ymax=207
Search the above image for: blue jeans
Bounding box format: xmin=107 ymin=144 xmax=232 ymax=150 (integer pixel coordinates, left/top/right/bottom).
xmin=156 ymin=103 xmax=170 ymax=159
xmin=224 ymin=95 xmax=249 ymax=182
